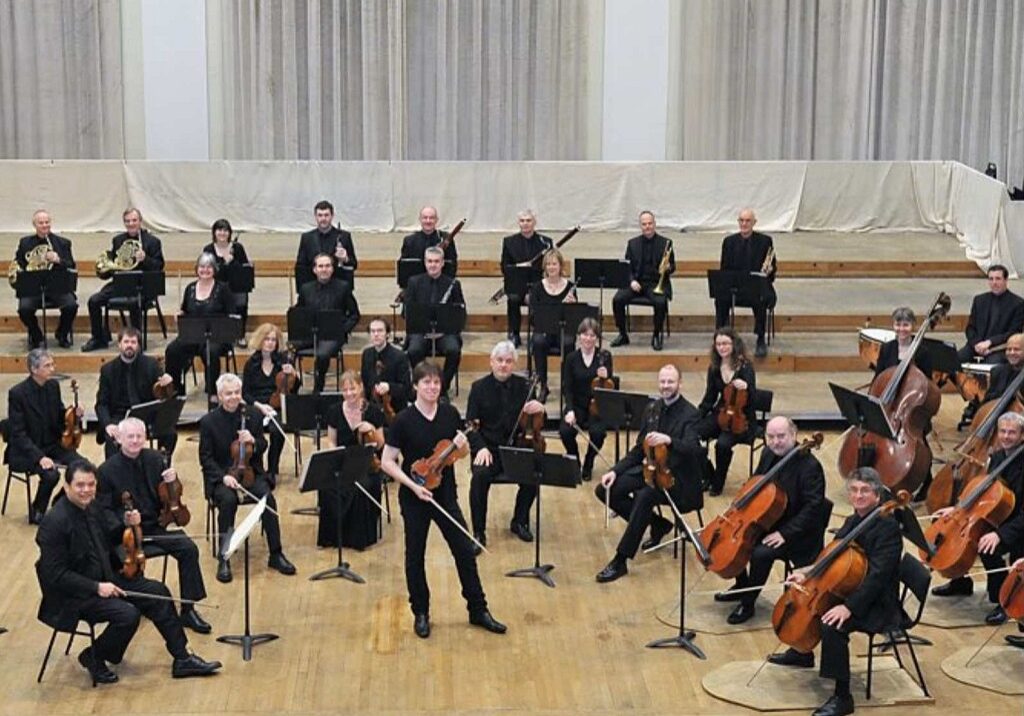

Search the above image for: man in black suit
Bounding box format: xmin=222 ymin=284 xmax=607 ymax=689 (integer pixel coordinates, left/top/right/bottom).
xmin=13 ymin=210 xmax=78 ymax=348
xmin=611 ymin=211 xmax=674 ymax=351
xmin=958 ymin=264 xmax=1024 ymax=364
xmin=82 ymin=207 xmax=166 ymax=352
xmin=499 ymin=210 xmax=553 ymax=347
xmin=361 ymin=318 xmax=412 ymax=416
xmin=35 ymin=460 xmax=221 ymax=684
xmin=400 ymin=206 xmax=459 ymax=276
xmin=594 ymin=364 xmax=705 ymax=582
xmin=5 ymin=349 xmax=84 ymax=523
xmin=295 ymin=253 xmax=360 ymax=392
xmin=769 ymin=467 xmax=903 ymax=716
xmin=714 ymin=416 xmax=828 ymax=624
xmin=716 ymin=208 xmax=777 ymax=357
xmin=294 ymin=199 xmax=358 ymax=289
xmin=981 ymin=333 xmax=1024 ymax=402
xmin=405 ymin=247 xmax=465 ymax=396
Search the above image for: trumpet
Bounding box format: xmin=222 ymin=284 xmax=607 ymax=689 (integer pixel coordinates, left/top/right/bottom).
xmin=760 ymin=244 xmax=775 ymax=275
xmin=652 ymin=238 xmax=673 ymax=295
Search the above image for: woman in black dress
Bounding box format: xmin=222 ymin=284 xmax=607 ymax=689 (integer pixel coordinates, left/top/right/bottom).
xmin=242 ymin=322 xmax=300 ymax=480
xmin=528 ymin=249 xmax=577 ymax=402
xmin=203 ymin=218 xmax=251 ymax=347
xmin=558 ymin=317 xmax=613 ymax=481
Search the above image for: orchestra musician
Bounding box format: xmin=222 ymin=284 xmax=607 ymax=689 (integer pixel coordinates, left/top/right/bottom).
xmin=242 ymin=322 xmax=300 ymax=480
xmin=199 ymin=374 xmax=297 ymax=583
xmin=13 ymin=209 xmax=78 ymax=349
xmin=715 ymin=209 xmax=776 ymax=358
xmin=400 ymin=206 xmax=458 ymax=276
xmin=360 ymin=317 xmax=412 ymax=416
xmin=611 ymin=210 xmax=674 ymax=352
xmin=1008 ymin=556 xmax=1024 ymax=649
xmin=594 ymin=364 xmax=704 ymax=583
xmin=321 ymin=370 xmax=385 ymax=549
xmin=203 ymin=218 xmax=251 ymax=347
xmin=713 ymin=416 xmax=827 ymax=624
xmin=958 ymin=264 xmax=1024 ymax=365
xmin=558 ymin=317 xmax=612 ymax=481
xmin=95 ymin=327 xmax=177 ymax=458
xmin=82 ymin=207 xmax=165 ymax=352
xmin=5 ymin=349 xmax=84 ymax=524
xmin=404 ymin=246 xmax=465 ymax=398
xmin=528 ymin=248 xmax=577 ymax=403
xmin=97 ymin=418 xmax=211 ymax=634
xmin=35 ymin=460 xmax=221 ymax=683
xmin=769 ymin=467 xmax=902 ymax=716
xmin=499 ymin=209 xmax=553 ymax=348
xmin=695 ymin=328 xmax=757 ymax=496
xmin=380 ymin=361 xmax=507 ymax=639
xmin=873 ymin=307 xmax=933 ymax=376
xmin=981 ymin=332 xmax=1024 ymax=401
xmin=295 ymin=253 xmax=360 ymax=393
xmin=295 ymin=199 xmax=357 ymax=289
xmin=930 ymin=411 xmax=1024 ymax=626
xmin=466 ymin=341 xmax=546 ymax=548
xmin=163 ymin=253 xmax=236 ymax=397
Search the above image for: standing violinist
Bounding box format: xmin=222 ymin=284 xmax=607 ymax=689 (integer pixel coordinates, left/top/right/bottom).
xmin=96 ymin=418 xmax=211 ymax=634
xmin=400 ymin=206 xmax=458 ymax=276
xmin=360 ymin=318 xmax=412 ymax=418
xmin=714 ymin=417 xmax=827 ymax=625
xmin=203 ymin=218 xmax=252 ymax=347
xmin=242 ymin=323 xmax=300 ymax=481
xmin=981 ymin=333 xmax=1024 ymax=401
xmin=499 ymin=209 xmax=553 ymax=348
xmin=695 ymin=328 xmax=757 ymax=496
xmin=5 ymin=349 xmax=84 ymax=524
xmin=199 ymin=373 xmax=296 ymax=583
xmin=770 ymin=467 xmax=902 ymax=716
xmin=930 ymin=411 xmax=1024 ymax=626
xmin=594 ymin=364 xmax=704 ymax=583
xmin=558 ymin=317 xmax=613 ymax=482
xmin=466 ymin=341 xmax=546 ymax=549
xmin=380 ymin=361 xmax=506 ymax=639
xmin=528 ymin=248 xmax=577 ymax=403
xmin=404 ymin=247 xmax=465 ymax=398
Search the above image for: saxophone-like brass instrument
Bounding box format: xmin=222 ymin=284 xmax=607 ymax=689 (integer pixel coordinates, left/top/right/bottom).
xmin=96 ymin=238 xmax=142 ymax=279
xmin=652 ymin=238 xmax=673 ymax=295
xmin=7 ymin=239 xmax=52 ymax=287
xmin=760 ymin=244 xmax=775 ymax=275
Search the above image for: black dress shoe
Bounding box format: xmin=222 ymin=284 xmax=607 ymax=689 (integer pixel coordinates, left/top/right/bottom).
xmin=414 ymin=613 xmax=430 ymax=638
xmin=580 ymin=464 xmax=593 ymax=482
xmin=640 ymin=518 xmax=673 ymax=551
xmin=216 ymin=558 xmax=232 ymax=583
xmin=471 ymin=532 xmax=486 ymax=556
xmin=713 ymin=585 xmax=745 ymax=602
xmin=510 ymin=522 xmax=534 ymax=542
xmin=509 ymin=333 xmax=522 ymax=348
xmin=986 ymin=605 xmax=1008 ymax=625
xmin=80 ymin=337 xmax=109 ymax=353
xmin=767 ymin=647 xmax=815 ymax=668
xmin=727 ymin=603 xmax=756 ymax=625
xmin=78 ymin=647 xmax=118 ymax=684
xmin=29 ymin=508 xmax=45 ymax=526
xmin=181 ymin=608 xmax=212 ymax=634
xmin=610 ymin=333 xmax=630 ymax=347
xmin=651 ymin=334 xmax=663 ymax=351
xmin=596 ymin=557 xmax=628 ymax=583
xmin=1005 ymin=634 xmax=1024 ymax=649
xmin=469 ymin=610 xmax=507 ymax=634
xmin=538 ymin=385 xmax=550 ymax=403
xmin=56 ymin=334 xmax=72 ymax=349
xmin=708 ymin=487 xmax=723 ymax=497
xmin=932 ymin=577 xmax=973 ymax=597
xmin=812 ymin=693 xmax=855 ymax=716
xmin=268 ymin=552 xmax=297 ymax=575
xmin=171 ymin=653 xmax=222 ymax=678
xmin=755 ymin=342 xmax=768 ymax=358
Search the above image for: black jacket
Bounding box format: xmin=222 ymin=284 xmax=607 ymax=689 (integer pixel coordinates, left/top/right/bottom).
xmin=752 ymin=448 xmax=828 ymax=564
xmin=986 ymin=448 xmax=1024 ymax=547
xmin=97 ymin=449 xmax=167 ymax=530
xmin=198 ymin=406 xmax=268 ymax=497
xmin=874 ymin=340 xmax=933 ymax=377
xmin=360 ymin=343 xmax=413 ymax=413
xmin=106 ymin=230 xmax=165 ymax=272
xmin=400 ymin=230 xmax=458 ymax=275
xmin=15 ymin=233 xmax=76 ymax=271
xmin=296 ymin=278 xmax=360 ymax=338
xmin=95 ymin=355 xmax=162 ymax=444
xmin=624 ymin=233 xmax=675 ymax=298
xmin=404 ymin=273 xmax=465 ymax=308
xmin=834 ymin=510 xmax=903 ymax=634
xmin=242 ymin=351 xmax=301 ymax=405
xmin=720 ymin=231 xmax=776 ymax=278
xmin=466 ymin=373 xmax=531 ymax=455
xmin=965 ymin=290 xmax=1024 ymax=348
xmin=983 ymin=362 xmax=1024 ymax=402
xmin=6 ymin=377 xmax=65 ymax=468
xmin=295 ymin=226 xmax=357 ymax=288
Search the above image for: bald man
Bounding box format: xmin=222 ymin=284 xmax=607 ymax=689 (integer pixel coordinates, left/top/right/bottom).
xmin=400 ymin=206 xmax=459 ymax=277
xmin=715 ymin=209 xmax=776 ymax=357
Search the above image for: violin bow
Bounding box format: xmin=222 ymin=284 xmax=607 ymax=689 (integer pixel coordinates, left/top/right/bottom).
xmin=424 ymin=495 xmax=488 ymax=554
xmin=572 ymin=424 xmax=616 ymax=528
xmin=235 ymin=484 xmax=280 ymax=517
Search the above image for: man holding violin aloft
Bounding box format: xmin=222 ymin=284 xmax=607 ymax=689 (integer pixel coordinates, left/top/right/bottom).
xmin=595 ymin=364 xmax=704 ymax=583
xmin=199 ymin=373 xmax=296 ymax=584
xmin=97 ymin=418 xmax=211 ymax=634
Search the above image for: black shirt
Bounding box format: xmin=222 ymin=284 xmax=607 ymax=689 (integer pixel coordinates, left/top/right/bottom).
xmin=386 ymin=403 xmax=464 ymax=481
xmin=562 ymin=349 xmax=613 ymax=415
xmin=466 ymin=373 xmax=530 ymax=454
xmin=180 ymin=280 xmax=234 ymax=317
xmin=242 ymin=351 xmax=300 ymax=405
xmin=400 ymin=230 xmax=458 ymax=275
xmin=327 ymin=401 xmax=386 ymax=447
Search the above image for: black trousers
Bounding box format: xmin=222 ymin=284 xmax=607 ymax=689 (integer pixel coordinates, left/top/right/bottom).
xmin=594 ymin=468 xmax=675 ymax=559
xmin=78 ymin=575 xmax=189 ymax=664
xmin=18 ymin=292 xmax=77 ymax=343
xmin=469 ymin=458 xmax=537 ymax=534
xmin=398 ymin=481 xmax=487 ymax=617
xmin=819 ymin=616 xmax=870 ymax=682
xmin=735 ymin=541 xmax=806 ymax=609
xmin=506 ymin=293 xmax=526 ymax=338
xmin=266 ymin=428 xmax=285 ymax=476
xmin=957 ymin=344 xmax=1008 ymax=364
xmin=164 ymin=340 xmax=229 ymax=395
xmin=11 ymin=445 xmax=83 ymax=513
xmin=87 ymin=283 xmax=142 ymax=341
xmin=695 ymin=416 xmax=753 ymax=492
xmin=317 ymin=472 xmax=382 ymax=549
xmin=231 ymin=292 xmax=249 ymax=334
xmin=612 ymin=286 xmax=668 ymax=337
xmin=212 ymin=476 xmax=282 ymax=555
xmin=407 ymin=334 xmax=461 ymax=394
xmin=558 ymin=414 xmax=607 ymax=461
xmin=143 ymin=527 xmax=207 ymax=603
xmin=714 ymin=285 xmax=777 ymax=342
xmin=529 ymin=331 xmax=574 ymax=386
xmin=294 ymin=339 xmax=341 ymax=393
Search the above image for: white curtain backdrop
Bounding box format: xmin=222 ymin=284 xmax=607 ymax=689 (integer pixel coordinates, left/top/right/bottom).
xmin=668 ymin=0 xmax=1024 ymax=186
xmin=208 ymin=0 xmax=596 ymax=160
xmin=0 ymin=0 xmax=123 ymax=159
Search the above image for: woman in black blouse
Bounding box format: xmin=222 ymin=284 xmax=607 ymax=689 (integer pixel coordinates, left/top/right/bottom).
xmin=242 ymin=322 xmax=300 ymax=479
xmin=695 ymin=328 xmax=757 ymax=496
xmin=203 ymin=218 xmax=252 ymax=347
xmin=558 ymin=317 xmax=613 ymax=481
xmin=320 ymin=370 xmax=385 ymax=549
xmin=164 ymin=252 xmax=235 ymax=396
xmin=528 ymin=249 xmax=578 ymax=402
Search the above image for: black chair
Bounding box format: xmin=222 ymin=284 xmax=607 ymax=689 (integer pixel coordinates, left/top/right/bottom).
xmin=624 ymin=296 xmax=671 ymax=337
xmin=295 ymin=345 xmax=346 ymax=392
xmin=0 ymin=419 xmax=33 ymax=522
xmin=104 ymin=296 xmax=168 ymax=350
xmin=37 ymin=620 xmax=100 ymax=687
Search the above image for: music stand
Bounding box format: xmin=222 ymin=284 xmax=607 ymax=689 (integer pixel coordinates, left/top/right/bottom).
xmin=393 ymin=259 xmax=426 ymax=343
xmin=177 ymin=315 xmax=242 ymax=393
xmin=110 ymin=271 xmax=165 ymax=349
xmin=829 ymin=382 xmax=896 ymax=472
xmin=499 ymin=447 xmax=580 ymax=588
xmin=707 ymin=270 xmax=770 ymax=329
xmin=287 ymin=307 xmax=349 ymax=393
xmin=216 ymin=496 xmax=278 ymax=661
xmin=300 ymin=445 xmax=373 ymax=584
xmin=281 ymin=392 xmax=340 ymax=515
xmin=127 ymin=396 xmax=186 ymax=447
xmin=501 ymin=266 xmax=536 ymax=304
xmin=405 ymin=303 xmax=467 ymax=348
xmin=594 ymin=389 xmax=652 ymax=462
xmin=921 ymin=338 xmax=960 ymax=384
xmin=528 ymin=302 xmax=599 ymax=385
xmin=574 ymin=259 xmax=631 ymax=320
xmin=14 ymin=268 xmax=77 ymax=348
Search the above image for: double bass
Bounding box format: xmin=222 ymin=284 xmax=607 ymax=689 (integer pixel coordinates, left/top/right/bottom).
xmin=836 ymin=293 xmax=951 ymax=495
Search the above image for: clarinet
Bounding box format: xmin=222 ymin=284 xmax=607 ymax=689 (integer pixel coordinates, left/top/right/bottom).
xmin=439 ymin=279 xmax=460 ymax=305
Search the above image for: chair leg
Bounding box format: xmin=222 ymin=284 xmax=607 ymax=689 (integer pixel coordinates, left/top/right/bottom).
xmin=37 ymin=628 xmax=59 ymax=683
xmin=382 ymin=478 xmax=391 ymax=525
xmin=902 ymin=632 xmax=930 ymax=697
xmin=155 ymin=299 xmax=169 ymax=338
xmin=161 ymin=555 xmax=169 ymax=584
xmin=2 ymin=470 xmax=12 ymax=515
xmin=866 ymin=634 xmax=874 ymax=700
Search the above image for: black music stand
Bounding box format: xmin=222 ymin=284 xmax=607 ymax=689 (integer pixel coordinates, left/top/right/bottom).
xmin=226 ymin=263 xmax=255 ymax=294
xmin=707 ymin=270 xmax=770 ymax=328
xmin=177 ymin=315 xmax=242 ymax=393
xmin=575 ymin=259 xmax=631 ymax=319
xmin=127 ymin=396 xmax=186 ymax=447
xmin=500 ymin=447 xmax=580 ymax=588
xmin=405 ymin=303 xmax=467 ymax=348
xmin=921 ymin=338 xmax=959 ymax=383
xmin=14 ymin=268 xmax=77 ymax=348
xmin=501 ymin=266 xmax=536 ymax=303
xmin=110 ymin=271 xmax=165 ymax=349
xmin=301 ymin=445 xmax=373 ymax=584
xmin=529 ymin=302 xmax=599 ymax=406
xmin=829 ymin=383 xmax=896 ymax=470
xmin=594 ymin=389 xmax=651 ymax=462
xmin=281 ymin=392 xmax=340 ymax=516
xmin=287 ymin=307 xmax=348 ymax=393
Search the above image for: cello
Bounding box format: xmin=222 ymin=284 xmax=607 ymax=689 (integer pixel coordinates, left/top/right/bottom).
xmin=836 ymin=293 xmax=950 ymax=495
xmin=701 ymin=433 xmax=823 ymax=578
xmin=999 ymin=560 xmax=1024 ymax=620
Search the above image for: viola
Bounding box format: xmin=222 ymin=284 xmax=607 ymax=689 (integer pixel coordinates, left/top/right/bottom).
xmin=411 ymin=427 xmax=474 ymax=490
xmin=372 ymin=358 xmax=396 ymax=425
xmin=269 ymin=348 xmax=298 ymax=411
xmin=357 ymin=400 xmax=386 ymax=473
xmin=60 ymin=379 xmax=83 ymax=450
xmin=999 ymin=560 xmax=1024 ymax=621
xmin=514 ymin=379 xmax=546 ymax=453
xmin=588 ymin=350 xmax=615 ymax=419
xmin=156 ymin=448 xmax=191 ymax=528
xmin=716 ymin=380 xmax=749 ymax=435
xmin=701 ymin=433 xmax=824 ymax=578
xmin=921 ymin=442 xmax=1022 ymax=579
xmin=642 ymin=438 xmax=674 ymax=490
xmin=772 ymin=490 xmax=910 ymax=652
xmin=120 ymin=490 xmax=146 ymax=579
xmin=227 ymin=404 xmax=258 ymax=489
xmin=153 ymin=357 xmax=177 ymax=400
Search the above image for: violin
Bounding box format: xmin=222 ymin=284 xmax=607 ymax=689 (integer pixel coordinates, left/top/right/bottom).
xmin=120 ymin=490 xmax=146 ymax=579
xmin=411 ymin=426 xmax=474 ymax=490
xmin=514 ymin=380 xmax=546 ymax=453
xmin=152 ymin=379 xmax=177 ymax=401
xmin=701 ymin=433 xmax=824 ymax=578
xmin=227 ymin=404 xmax=258 ymax=489
xmin=156 ymin=448 xmax=191 ymax=528
xmin=588 ymin=350 xmax=615 ymax=419
xmin=269 ymin=347 xmax=298 ymax=411
xmin=60 ymin=379 xmax=83 ymax=450
xmin=836 ymin=293 xmax=950 ymax=495
xmin=642 ymin=437 xmax=674 ymax=489
xmin=716 ymin=379 xmax=749 ymax=436
xmin=920 ymin=442 xmax=1022 ymax=579
xmin=357 ymin=400 xmax=386 ymax=473
xmin=373 ymin=359 xmax=396 ymax=425
xmin=999 ymin=560 xmax=1024 ymax=621
xmin=772 ymin=490 xmax=910 ymax=653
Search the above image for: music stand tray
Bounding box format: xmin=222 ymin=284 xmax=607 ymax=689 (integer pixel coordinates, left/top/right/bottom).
xmin=501 ymin=266 xmax=536 ymax=299
xmin=921 ymin=338 xmax=959 ymax=378
xmin=405 ymin=303 xmax=467 ymax=337
xmin=13 ymin=268 xmax=77 ymax=299
xmin=177 ymin=315 xmax=243 ymax=345
xmin=126 ymin=397 xmax=186 ymax=439
xmin=594 ymin=388 xmax=652 ymax=461
xmin=828 ymin=383 xmax=896 ymax=440
xmin=574 ymin=259 xmax=631 ymax=291
xmin=286 ymin=307 xmax=348 ymax=343
xmin=531 ymin=302 xmax=599 ymax=336
xmin=282 ymin=392 xmax=340 ymax=515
